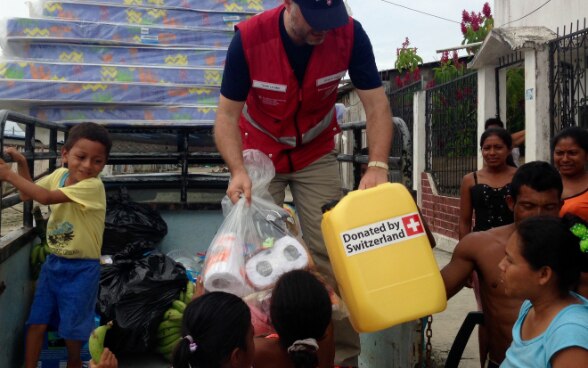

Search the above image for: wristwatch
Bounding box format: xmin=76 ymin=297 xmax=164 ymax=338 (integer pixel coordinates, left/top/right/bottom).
xmin=367 ymin=161 xmax=389 ymax=170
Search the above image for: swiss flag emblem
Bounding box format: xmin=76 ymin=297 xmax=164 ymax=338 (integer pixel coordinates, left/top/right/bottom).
xmin=402 ymin=214 xmax=424 ymax=236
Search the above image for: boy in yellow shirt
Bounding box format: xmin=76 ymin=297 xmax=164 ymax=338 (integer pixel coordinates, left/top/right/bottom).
xmin=0 ymin=122 xmax=111 ymax=368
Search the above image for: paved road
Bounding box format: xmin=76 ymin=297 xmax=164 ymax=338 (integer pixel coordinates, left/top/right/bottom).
xmin=432 ymin=248 xmax=480 ymax=368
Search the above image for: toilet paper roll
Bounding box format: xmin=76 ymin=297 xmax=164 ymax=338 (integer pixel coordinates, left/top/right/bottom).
xmin=203 ymin=261 xmax=252 ymax=297
xmin=203 ymin=233 xmax=251 ymax=297
xmin=245 ymin=235 xmax=309 ymax=290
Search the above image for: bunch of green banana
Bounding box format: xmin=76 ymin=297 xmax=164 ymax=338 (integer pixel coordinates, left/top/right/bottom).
xmin=157 ymin=281 xmax=194 ymax=361
xmin=88 ymin=321 xmax=113 ymax=364
xmin=30 ymin=242 xmax=50 ymax=279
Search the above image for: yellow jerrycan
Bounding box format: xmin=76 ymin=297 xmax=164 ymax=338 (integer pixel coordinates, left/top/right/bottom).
xmin=321 ymin=182 xmax=446 ymax=332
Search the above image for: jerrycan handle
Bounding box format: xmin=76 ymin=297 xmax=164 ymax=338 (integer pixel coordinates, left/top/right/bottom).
xmin=321 ymin=199 xmax=340 ymax=214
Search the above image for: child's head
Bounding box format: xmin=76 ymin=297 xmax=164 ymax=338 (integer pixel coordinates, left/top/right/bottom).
xmin=64 ymin=122 xmax=112 ymax=157
xmin=503 ymin=215 xmax=588 ymax=295
xmin=270 ymin=270 xmax=332 ymax=368
xmin=173 ymin=292 xmax=253 ymax=368
xmin=61 ymin=123 xmax=111 ymax=182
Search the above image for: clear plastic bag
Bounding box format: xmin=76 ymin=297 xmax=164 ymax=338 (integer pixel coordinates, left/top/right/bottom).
xmin=202 ymin=150 xmax=305 ymax=297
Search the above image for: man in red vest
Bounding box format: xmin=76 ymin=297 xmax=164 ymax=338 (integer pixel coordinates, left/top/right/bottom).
xmin=214 ymin=1 xmax=393 ymax=365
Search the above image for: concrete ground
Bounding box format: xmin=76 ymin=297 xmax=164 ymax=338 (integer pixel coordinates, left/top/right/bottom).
xmin=431 ymin=248 xmax=480 ymax=368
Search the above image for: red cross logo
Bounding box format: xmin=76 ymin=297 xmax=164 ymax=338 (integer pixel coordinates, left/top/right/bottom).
xmin=402 ymin=214 xmax=424 ymax=236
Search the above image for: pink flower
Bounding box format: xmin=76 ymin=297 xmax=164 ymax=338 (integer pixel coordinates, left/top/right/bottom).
xmin=462 ymin=10 xmax=471 ymax=23
xmin=395 ymin=75 xmax=403 ymax=87
xmin=482 ymin=2 xmax=492 ymax=18
xmin=461 ymin=22 xmax=467 ymax=35
xmin=413 ymin=68 xmax=421 ymax=80
xmin=472 ymin=19 xmax=480 ymax=32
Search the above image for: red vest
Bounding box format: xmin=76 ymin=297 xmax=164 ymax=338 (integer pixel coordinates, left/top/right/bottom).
xmin=237 ymin=6 xmax=354 ymax=173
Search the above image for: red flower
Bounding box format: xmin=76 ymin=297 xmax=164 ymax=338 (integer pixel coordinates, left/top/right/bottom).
xmin=462 ymin=10 xmax=471 ymax=23
xmin=413 ymin=68 xmax=421 ymax=80
xmin=461 ymin=22 xmax=467 ymax=35
xmin=440 ymin=51 xmax=449 ymax=64
xmin=482 ymin=2 xmax=492 ymax=18
xmin=395 ymin=75 xmax=403 ymax=87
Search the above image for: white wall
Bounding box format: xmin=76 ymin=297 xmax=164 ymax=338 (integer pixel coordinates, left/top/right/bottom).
xmin=495 ymin=0 xmax=588 ymax=32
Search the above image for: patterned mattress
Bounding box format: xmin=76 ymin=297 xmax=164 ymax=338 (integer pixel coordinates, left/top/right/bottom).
xmin=0 ymin=60 xmax=223 ymax=86
xmin=47 ymin=0 xmax=282 ymax=13
xmin=0 ymin=80 xmax=219 ymax=105
xmin=29 ymin=105 xmax=217 ymax=124
xmin=5 ymin=17 xmax=233 ymax=48
xmin=38 ymin=1 xmax=254 ymax=30
xmin=3 ymin=42 xmax=226 ymax=67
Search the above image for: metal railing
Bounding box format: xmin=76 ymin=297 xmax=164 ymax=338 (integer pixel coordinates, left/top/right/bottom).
xmin=0 ymin=110 xmax=67 ymax=235
xmin=390 ymin=80 xmax=421 ymax=189
xmin=425 ymin=73 xmax=478 ymax=197
xmin=337 ymin=117 xmax=411 ymax=190
xmin=549 ymin=18 xmax=588 ymax=135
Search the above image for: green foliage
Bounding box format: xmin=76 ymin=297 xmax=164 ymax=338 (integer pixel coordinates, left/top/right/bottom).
xmin=506 ymin=68 xmax=525 ymax=133
xmin=394 ymin=37 xmax=423 ymax=88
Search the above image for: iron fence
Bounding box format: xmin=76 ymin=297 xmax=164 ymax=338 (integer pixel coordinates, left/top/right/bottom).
xmin=425 ymin=73 xmax=478 ymax=197
xmin=549 ymin=18 xmax=588 ymax=136
xmin=390 ymin=80 xmax=421 ymax=189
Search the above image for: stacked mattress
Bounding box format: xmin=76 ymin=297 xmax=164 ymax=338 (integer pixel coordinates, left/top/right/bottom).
xmin=0 ymin=0 xmax=281 ymax=125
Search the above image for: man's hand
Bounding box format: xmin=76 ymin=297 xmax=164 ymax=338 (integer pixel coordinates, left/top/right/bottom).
xmin=357 ymin=167 xmax=388 ymax=190
xmin=89 ymin=348 xmax=118 ymax=368
xmin=226 ymin=170 xmax=252 ymax=204
xmin=0 ymin=157 xmax=14 ymax=181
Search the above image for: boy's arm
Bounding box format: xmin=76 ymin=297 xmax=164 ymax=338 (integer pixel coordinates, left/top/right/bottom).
xmin=5 ymin=147 xmax=33 ymax=182
xmin=0 ymin=164 xmax=70 ymax=205
xmin=441 ymin=233 xmax=477 ymax=299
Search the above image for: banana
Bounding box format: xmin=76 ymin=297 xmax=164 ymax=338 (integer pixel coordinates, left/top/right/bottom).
xmin=157 ymin=336 xmax=181 ymax=355
xmin=157 ymin=326 xmax=181 ymax=339
xmin=185 ymin=281 xmax=194 ymax=303
xmin=179 ymin=290 xmax=185 ymax=303
xmin=38 ymin=245 xmax=47 ymax=263
xmin=88 ymin=321 xmax=113 ymax=364
xmin=158 ymin=318 xmax=182 ymax=330
xmin=163 ymin=308 xmax=183 ymax=321
xmin=30 ymin=243 xmax=41 ymax=266
xmin=171 ymin=300 xmax=186 ymax=313
xmin=158 ymin=331 xmax=182 ymax=347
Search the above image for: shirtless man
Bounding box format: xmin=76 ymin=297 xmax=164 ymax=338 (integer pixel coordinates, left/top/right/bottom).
xmin=441 ymin=161 xmax=563 ymax=367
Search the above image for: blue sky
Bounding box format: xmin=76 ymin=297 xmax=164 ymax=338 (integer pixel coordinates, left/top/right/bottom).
xmin=1 ymin=0 xmax=489 ymax=70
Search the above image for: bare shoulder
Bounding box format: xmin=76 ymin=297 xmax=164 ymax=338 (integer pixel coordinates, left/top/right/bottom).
xmin=455 ymin=225 xmax=515 ymax=257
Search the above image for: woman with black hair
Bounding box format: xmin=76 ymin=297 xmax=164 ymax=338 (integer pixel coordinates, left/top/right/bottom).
xmin=499 ymin=215 xmax=588 ymax=367
xmin=459 ymin=127 xmax=517 ymax=239
xmin=172 ymin=291 xmax=254 ymax=368
xmin=254 ymin=269 xmax=334 ymax=368
xmin=552 ymin=126 xmax=588 ymax=222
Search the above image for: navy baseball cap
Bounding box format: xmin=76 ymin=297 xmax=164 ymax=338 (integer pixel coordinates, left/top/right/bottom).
xmin=293 ymin=0 xmax=349 ymax=31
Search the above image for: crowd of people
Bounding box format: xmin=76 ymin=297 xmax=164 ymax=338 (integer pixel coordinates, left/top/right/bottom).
xmin=6 ymin=0 xmax=588 ymax=367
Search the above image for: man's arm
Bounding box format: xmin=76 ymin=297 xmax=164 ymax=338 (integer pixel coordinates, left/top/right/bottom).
xmin=441 ymin=233 xmax=478 ymax=299
xmin=356 ymin=86 xmax=393 ymax=189
xmin=213 ymin=95 xmax=251 ymax=203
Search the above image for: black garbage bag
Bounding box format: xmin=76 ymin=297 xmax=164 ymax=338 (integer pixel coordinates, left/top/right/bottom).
xmin=98 ymin=250 xmax=187 ymax=353
xmin=102 ymin=188 xmax=168 ymax=255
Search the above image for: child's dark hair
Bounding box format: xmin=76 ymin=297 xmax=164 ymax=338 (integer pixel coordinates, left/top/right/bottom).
xmin=172 ymin=292 xmax=251 ymax=368
xmin=516 ymin=215 xmax=588 ymax=294
xmin=510 ymin=161 xmax=563 ymax=201
xmin=270 ymin=270 xmax=332 ymax=368
xmin=484 ymin=117 xmax=504 ymax=130
xmin=64 ymin=122 xmax=112 ymax=157
xmin=551 ymin=126 xmax=588 ymax=153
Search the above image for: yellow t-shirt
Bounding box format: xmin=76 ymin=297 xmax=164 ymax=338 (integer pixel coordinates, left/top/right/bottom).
xmin=37 ymin=168 xmax=106 ymax=259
